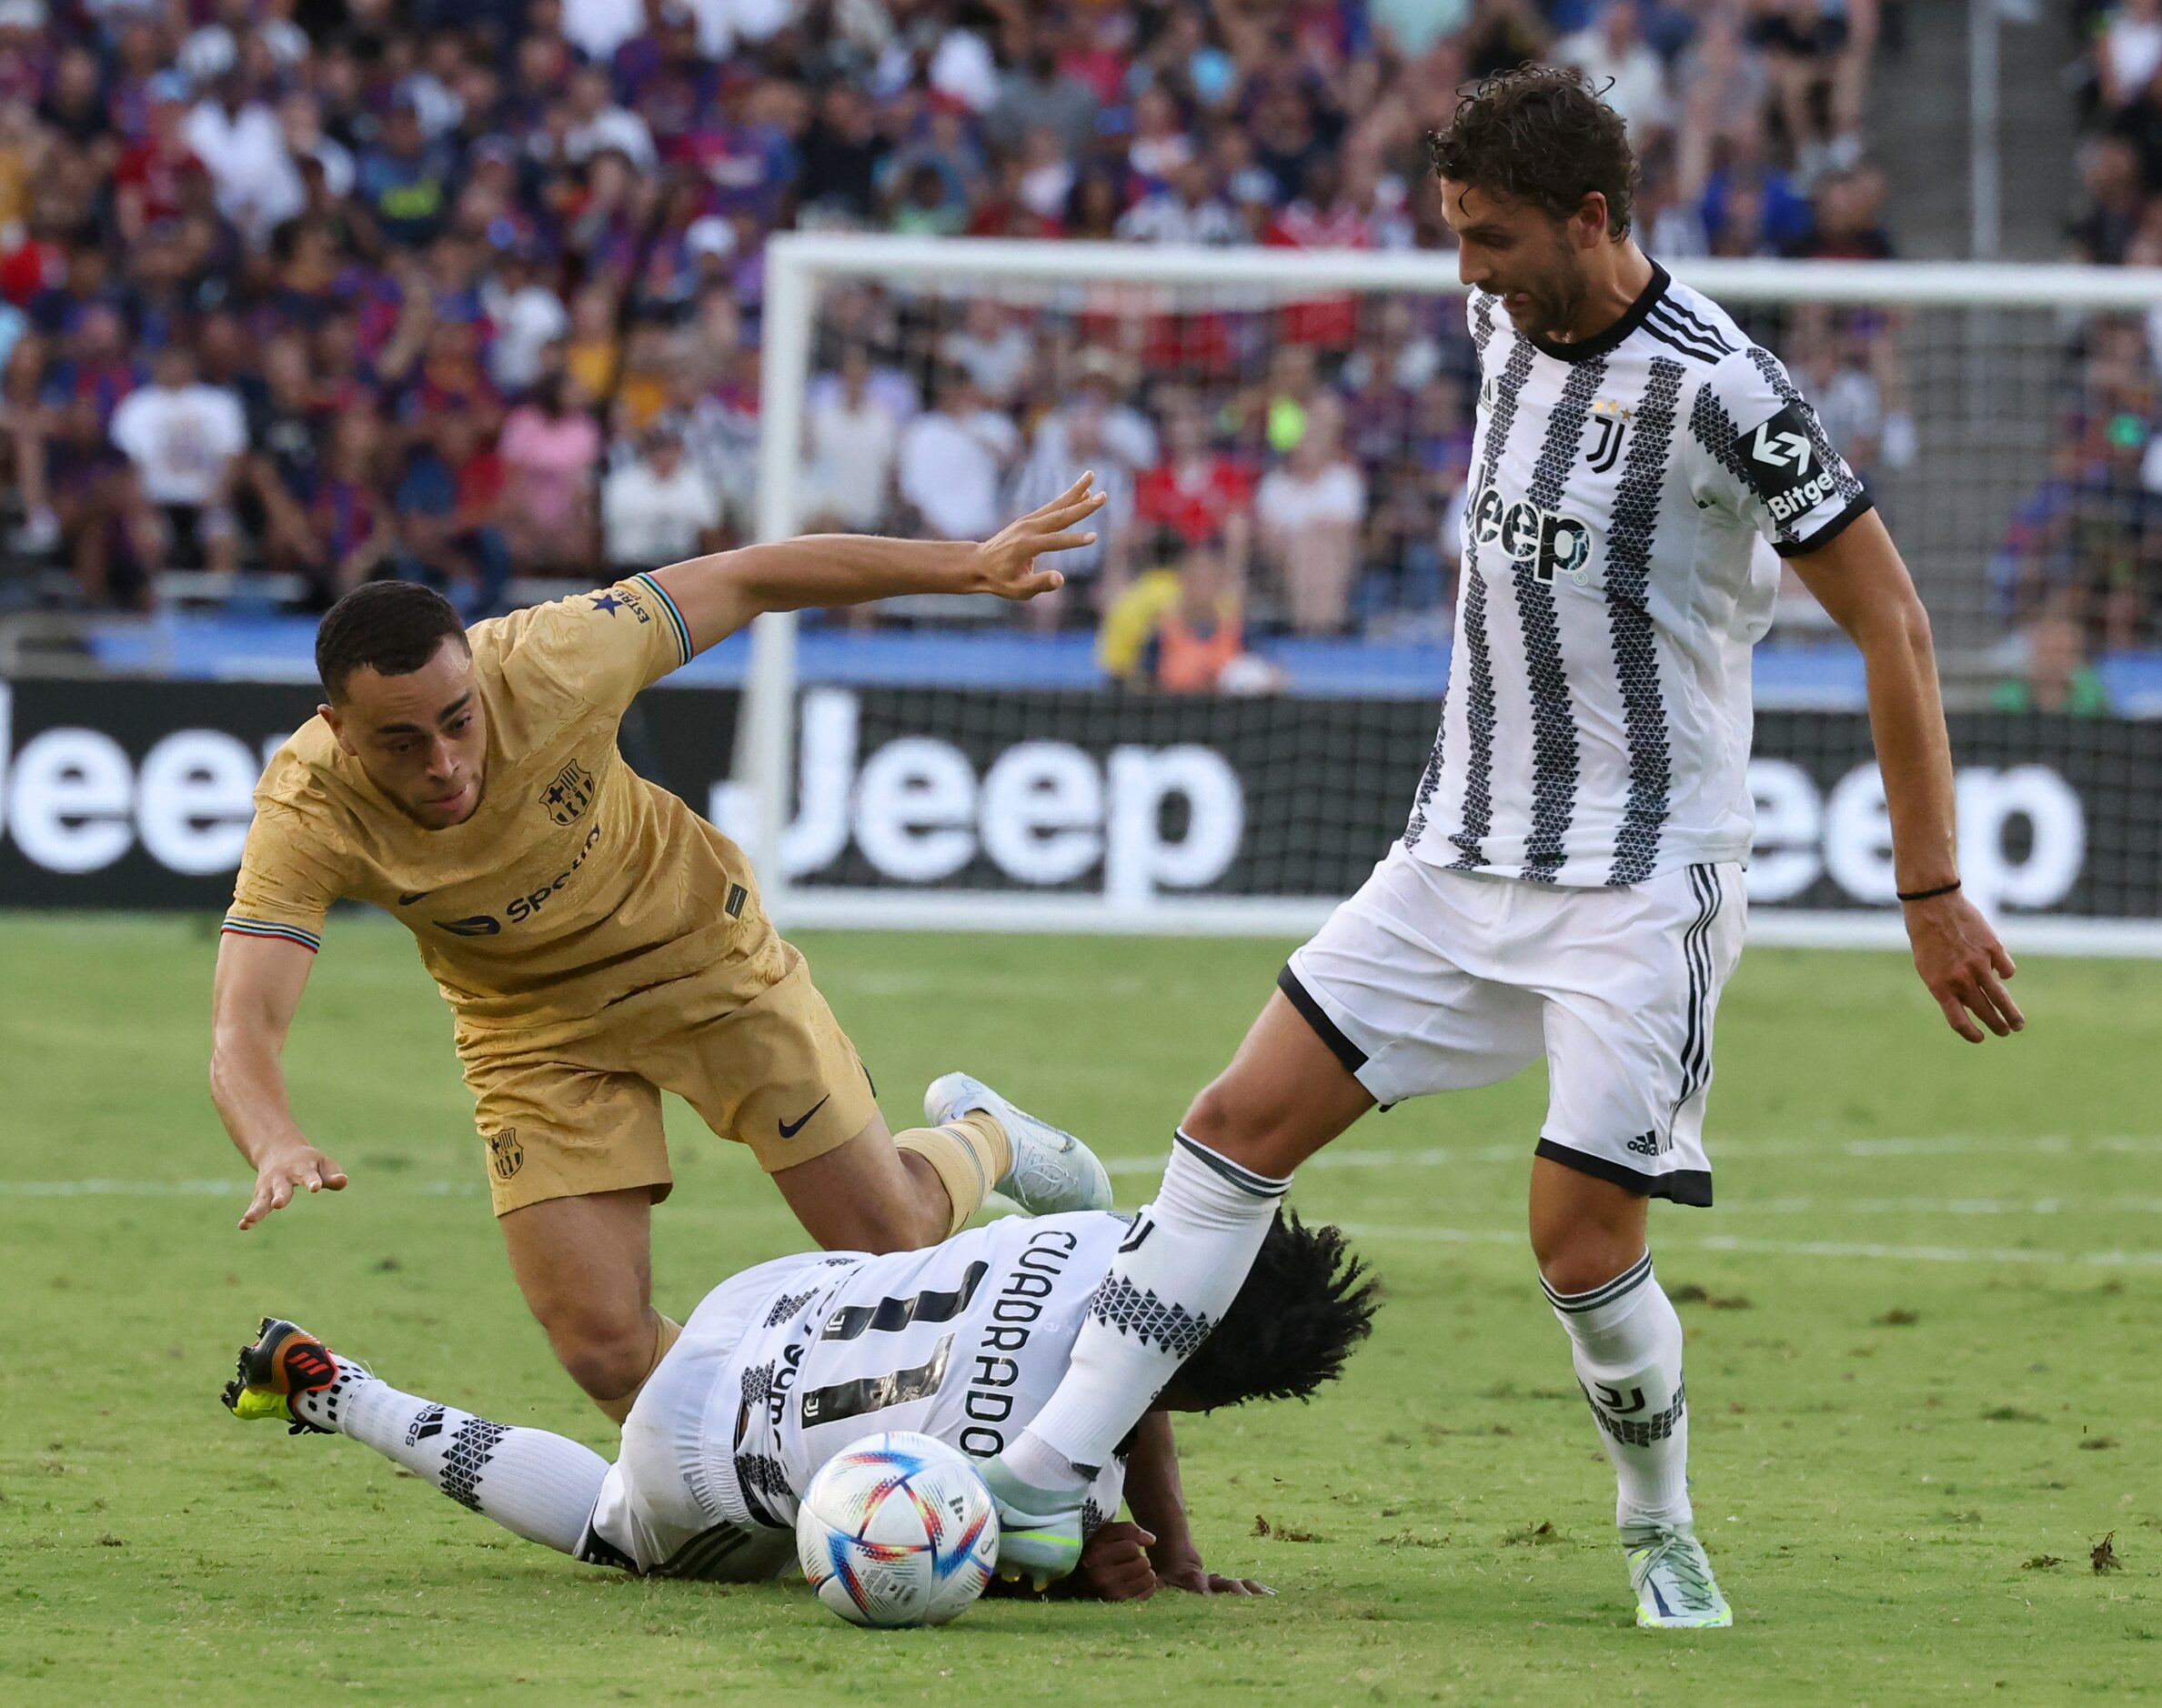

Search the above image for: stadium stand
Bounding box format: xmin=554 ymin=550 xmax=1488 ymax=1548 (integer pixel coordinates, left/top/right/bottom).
xmin=0 ymin=0 xmax=1907 ymax=678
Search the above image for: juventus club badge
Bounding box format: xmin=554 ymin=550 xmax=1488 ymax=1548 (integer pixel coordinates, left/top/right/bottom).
xmin=1585 ymin=399 xmax=1633 ymax=474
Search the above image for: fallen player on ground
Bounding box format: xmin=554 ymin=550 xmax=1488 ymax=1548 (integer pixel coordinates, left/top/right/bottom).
xmin=222 ymin=1078 xmax=1379 ymax=1602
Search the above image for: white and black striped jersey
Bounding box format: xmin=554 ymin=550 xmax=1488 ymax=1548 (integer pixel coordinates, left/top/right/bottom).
xmin=1405 ymin=263 xmax=1870 ymax=887
xmin=720 ymin=1213 xmax=1130 ymax=1536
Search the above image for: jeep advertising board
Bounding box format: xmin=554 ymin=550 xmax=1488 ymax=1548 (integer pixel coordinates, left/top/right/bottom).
xmin=0 ymin=679 xmax=2151 ymax=920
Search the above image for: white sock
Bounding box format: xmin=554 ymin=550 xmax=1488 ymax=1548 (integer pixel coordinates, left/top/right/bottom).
xmin=1005 ymin=1130 xmax=1289 ymax=1488
xmin=293 ymin=1357 xmax=610 ymax=1556
xmin=1544 ymin=1252 xmax=1693 ymax=1532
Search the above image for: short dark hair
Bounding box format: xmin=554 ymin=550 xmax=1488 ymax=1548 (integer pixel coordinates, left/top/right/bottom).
xmin=1176 ymin=1211 xmax=1381 ymax=1411
xmin=1427 ymin=65 xmax=1637 ymax=240
xmin=315 ymin=580 xmax=468 ymax=701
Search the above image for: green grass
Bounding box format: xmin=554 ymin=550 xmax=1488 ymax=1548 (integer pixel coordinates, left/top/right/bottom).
xmin=1 ymin=911 xmax=2157 ymax=1704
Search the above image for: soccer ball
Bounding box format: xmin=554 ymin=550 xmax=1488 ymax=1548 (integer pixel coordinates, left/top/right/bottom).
xmin=794 ymin=1431 xmax=1000 ymax=1628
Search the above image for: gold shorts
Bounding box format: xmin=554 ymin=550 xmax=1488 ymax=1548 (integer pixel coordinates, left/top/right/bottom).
xmin=459 ymin=939 xmax=880 ymax=1217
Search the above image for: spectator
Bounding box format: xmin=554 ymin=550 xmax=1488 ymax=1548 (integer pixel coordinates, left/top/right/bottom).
xmin=802 ymin=344 xmax=903 ymax=533
xmin=1256 ymin=396 xmax=1365 ymax=635
xmin=1795 ymin=164 xmax=1894 ymax=260
xmin=185 ymin=70 xmax=302 ymax=244
xmin=2097 ymin=0 xmax=2162 ymax=115
xmin=940 ymin=299 xmax=1032 ymax=409
xmin=113 ymin=73 xmax=205 ymax=247
xmin=2071 ymin=136 xmax=2147 ymax=265
xmin=1990 ymin=610 xmax=2115 ymax=715
xmin=108 ymin=341 xmax=246 ymax=588
xmin=1146 ymin=538 xmax=1252 ymax=694
xmin=498 ymin=372 xmax=602 ymax=571
xmin=896 ymin=366 xmax=1019 ymax=542
xmin=797 ymin=82 xmax=887 ymax=225
xmin=1752 ymin=0 xmax=1874 ymax=181
xmin=308 ymin=408 xmax=394 ymax=599
xmin=47 ymin=390 xmax=135 ymax=605
xmin=1135 ymin=403 xmax=1254 ymax=578
xmin=1008 ymin=388 xmax=1138 ymax=626
xmin=393 ymin=409 xmax=512 ymax=617
xmin=1553 ymin=2 xmax=1673 ymax=146
xmin=1117 ymin=157 xmax=1243 ymax=246
xmin=602 ymin=422 xmax=721 ymax=573
xmin=984 ymin=42 xmax=1099 ymax=160
xmin=357 ymin=97 xmax=453 ymax=251
xmin=563 ymin=63 xmax=657 ymax=172
xmin=244 ymin=333 xmax=325 ymax=588
xmin=481 ymin=245 xmax=570 ymax=395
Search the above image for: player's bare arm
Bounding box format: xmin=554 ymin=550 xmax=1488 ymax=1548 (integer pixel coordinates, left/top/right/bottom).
xmin=645 ymin=473 xmax=1108 ymax=653
xmin=209 ymin=930 xmax=348 ymax=1230
xmin=1121 ymin=1411 xmax=1272 ymax=1596
xmin=1788 ymin=511 xmax=2025 ymax=1043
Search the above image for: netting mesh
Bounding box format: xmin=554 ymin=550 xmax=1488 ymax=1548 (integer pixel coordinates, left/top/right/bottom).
xmin=754 ymin=255 xmax=2162 ymax=927
xmin=787 ymin=267 xmax=2162 ymax=656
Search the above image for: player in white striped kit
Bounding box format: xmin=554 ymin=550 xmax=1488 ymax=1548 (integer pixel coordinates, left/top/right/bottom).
xmin=221 ymin=1079 xmax=1377 ymax=1603
xmin=984 ymin=67 xmax=2027 ymax=1627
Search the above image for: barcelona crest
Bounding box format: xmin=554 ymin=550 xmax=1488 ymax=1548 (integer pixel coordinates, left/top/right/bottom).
xmin=486 ymin=1129 xmax=524 ymax=1181
xmin=539 ymin=759 xmax=595 ymax=825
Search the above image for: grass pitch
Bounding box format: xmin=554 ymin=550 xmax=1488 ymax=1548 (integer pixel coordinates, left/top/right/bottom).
xmin=1 ymin=911 xmax=2157 ymax=1704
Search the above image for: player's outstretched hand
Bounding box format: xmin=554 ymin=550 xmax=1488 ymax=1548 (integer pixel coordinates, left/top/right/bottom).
xmin=1079 ymin=1521 xmax=1160 ymax=1602
xmin=239 ymin=1140 xmax=350 ymax=1231
xmin=971 ymin=472 xmax=1107 ymax=601
xmin=1904 ymin=890 xmax=2024 ymax=1044
xmin=1149 ymin=1537 xmax=1275 ymax=1598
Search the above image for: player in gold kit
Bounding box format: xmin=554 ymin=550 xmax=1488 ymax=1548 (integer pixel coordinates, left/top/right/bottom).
xmin=208 ymin=477 xmax=1115 ymax=1422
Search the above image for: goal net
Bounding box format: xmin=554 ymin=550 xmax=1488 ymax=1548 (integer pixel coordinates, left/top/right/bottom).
xmin=732 ymin=234 xmax=2162 ymax=955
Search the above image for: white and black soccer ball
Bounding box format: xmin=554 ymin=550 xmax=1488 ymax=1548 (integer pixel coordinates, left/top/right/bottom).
xmin=794 ymin=1431 xmax=999 ymax=1629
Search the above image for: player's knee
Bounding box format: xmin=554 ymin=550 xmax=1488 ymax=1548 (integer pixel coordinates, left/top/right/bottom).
xmin=830 ymin=1195 xmax=938 ymax=1256
xmin=535 ymin=1301 xmax=656 ymax=1401
xmin=1532 ymin=1222 xmax=1644 ymax=1300
xmin=1180 ymin=1077 xmax=1281 ymax=1170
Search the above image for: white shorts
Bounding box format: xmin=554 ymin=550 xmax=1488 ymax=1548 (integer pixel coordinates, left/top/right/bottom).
xmin=1282 ymin=842 xmax=1746 ymax=1205
xmin=587 ymin=1251 xmax=832 ymax=1580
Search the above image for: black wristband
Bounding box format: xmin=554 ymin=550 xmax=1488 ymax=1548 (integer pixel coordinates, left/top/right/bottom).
xmin=1896 ymin=879 xmax=1962 ymax=903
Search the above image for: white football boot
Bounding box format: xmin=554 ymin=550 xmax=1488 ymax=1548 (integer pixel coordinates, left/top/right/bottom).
xmin=923 ymin=1072 xmax=1114 ymax=1216
xmin=1624 ymin=1523 xmax=1734 ymax=1629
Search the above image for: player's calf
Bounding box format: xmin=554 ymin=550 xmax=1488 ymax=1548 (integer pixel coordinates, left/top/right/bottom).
xmin=221 ymin=1314 xmax=611 ymax=1556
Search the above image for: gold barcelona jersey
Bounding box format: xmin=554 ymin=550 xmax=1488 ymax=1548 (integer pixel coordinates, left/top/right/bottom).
xmin=224 ymin=575 xmax=779 ymax=1049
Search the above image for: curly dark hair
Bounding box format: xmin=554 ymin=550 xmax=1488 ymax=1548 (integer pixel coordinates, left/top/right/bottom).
xmin=1176 ymin=1211 xmax=1382 ymax=1411
xmin=316 ymin=579 xmax=468 ymax=701
xmin=1426 ymin=65 xmax=1638 ymax=239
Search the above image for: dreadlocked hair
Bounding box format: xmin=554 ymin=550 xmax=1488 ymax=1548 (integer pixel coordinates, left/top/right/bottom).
xmin=1176 ymin=1210 xmax=1381 ymax=1411
xmin=1426 ymin=65 xmax=1638 ymax=239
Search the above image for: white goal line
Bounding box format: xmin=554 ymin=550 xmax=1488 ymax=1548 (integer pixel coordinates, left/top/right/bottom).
xmin=3 ymin=1177 xmax=2152 ymax=1267
xmin=1336 ymin=1223 xmax=2162 ymax=1269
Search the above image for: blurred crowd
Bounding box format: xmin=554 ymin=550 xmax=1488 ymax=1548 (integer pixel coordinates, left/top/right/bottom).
xmin=1994 ymin=311 xmax=2162 ymax=666
xmin=1992 ymin=0 xmax=2162 ymax=681
xmin=0 ymin=0 xmax=1895 ymax=670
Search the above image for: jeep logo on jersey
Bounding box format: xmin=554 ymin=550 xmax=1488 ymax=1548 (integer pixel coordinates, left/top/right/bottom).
xmin=540 ymin=759 xmax=594 ymax=825
xmin=1739 ymin=401 xmax=1839 ymax=525
xmin=1468 ymin=484 xmax=1593 ymax=587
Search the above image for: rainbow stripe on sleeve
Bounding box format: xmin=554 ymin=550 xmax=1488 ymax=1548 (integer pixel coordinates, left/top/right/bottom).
xmin=220 ymin=917 xmax=323 ymax=953
xmin=631 ymin=572 xmax=692 ymax=665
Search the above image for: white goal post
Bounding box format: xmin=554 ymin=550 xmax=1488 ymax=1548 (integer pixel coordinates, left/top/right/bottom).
xmin=742 ymin=233 xmax=2162 ymax=956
